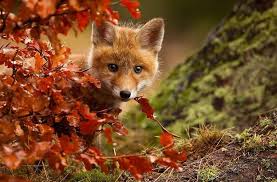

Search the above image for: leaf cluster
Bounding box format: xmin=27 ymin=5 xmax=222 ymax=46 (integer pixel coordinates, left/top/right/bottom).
xmin=0 ymin=1 xmax=186 ymax=180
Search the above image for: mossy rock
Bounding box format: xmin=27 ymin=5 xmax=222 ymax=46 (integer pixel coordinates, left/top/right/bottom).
xmin=124 ymin=0 xmax=277 ymax=136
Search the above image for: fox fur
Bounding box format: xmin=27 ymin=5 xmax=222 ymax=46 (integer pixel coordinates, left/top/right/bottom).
xmin=87 ymin=18 xmax=165 ymax=108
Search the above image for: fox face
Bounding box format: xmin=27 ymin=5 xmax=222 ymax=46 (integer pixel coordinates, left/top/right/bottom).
xmin=88 ymin=18 xmax=164 ymax=104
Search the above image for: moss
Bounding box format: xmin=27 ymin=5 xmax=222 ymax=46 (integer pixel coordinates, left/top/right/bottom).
xmin=236 ymin=128 xmax=251 ymax=141
xmin=236 ymin=129 xmax=264 ymax=151
xmin=242 ymin=133 xmax=263 ymax=151
xmin=268 ymin=140 xmax=277 ymax=147
xmin=261 ymin=159 xmax=272 ymax=169
xmin=198 ymin=166 xmax=220 ymax=182
xmin=259 ymin=118 xmax=273 ymax=127
xmin=70 ymin=169 xmax=117 ymax=182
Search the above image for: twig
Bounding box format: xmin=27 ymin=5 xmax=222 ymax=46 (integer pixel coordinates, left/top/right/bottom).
xmin=165 ymin=168 xmax=174 ymax=182
xmin=196 ymin=158 xmax=203 ymax=182
xmin=153 ymin=167 xmax=170 ymax=182
xmin=153 ymin=118 xmax=181 ymax=138
xmin=115 ymin=171 xmax=125 ymax=182
xmin=42 ymin=161 xmax=49 ymax=181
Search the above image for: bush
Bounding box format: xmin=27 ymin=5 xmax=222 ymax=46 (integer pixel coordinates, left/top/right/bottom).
xmin=0 ymin=0 xmax=186 ymax=180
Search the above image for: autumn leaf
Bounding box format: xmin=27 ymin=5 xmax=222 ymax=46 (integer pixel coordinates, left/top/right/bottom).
xmin=0 ymin=174 xmax=30 ymax=182
xmin=1 ymin=146 xmax=26 ymax=169
xmin=156 ymin=157 xmax=182 ymax=171
xmin=0 ymin=1 xmax=187 ymax=180
xmin=36 ymin=0 xmax=57 ymax=18
xmin=163 ymin=148 xmax=187 ymax=162
xmin=59 ymin=134 xmax=82 ymax=154
xmin=34 ymin=52 xmax=44 ymax=72
xmin=46 ymin=149 xmax=67 ymax=171
xmin=25 ymin=142 xmax=51 ymax=163
xmin=120 ymin=0 xmax=141 ymax=19
xmin=67 ymin=110 xmax=80 ymax=127
xmin=160 ymin=131 xmax=174 ymax=147
xmin=76 ymin=11 xmax=90 ymax=31
xmin=111 ymin=119 xmax=128 ymax=136
xmin=117 ymin=156 xmax=153 ymax=180
xmin=79 ymin=119 xmax=100 ymax=135
xmin=104 ymin=127 xmax=113 ymax=144
xmin=134 ymin=97 xmax=155 ymax=119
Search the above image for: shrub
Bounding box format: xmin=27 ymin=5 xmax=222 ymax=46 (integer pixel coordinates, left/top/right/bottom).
xmin=0 ymin=0 xmax=186 ymax=180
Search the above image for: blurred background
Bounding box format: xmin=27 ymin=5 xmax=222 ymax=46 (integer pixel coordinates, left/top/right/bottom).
xmin=63 ymin=0 xmax=235 ymax=82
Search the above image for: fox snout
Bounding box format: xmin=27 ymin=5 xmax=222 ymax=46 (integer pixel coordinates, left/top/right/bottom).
xmin=119 ymin=90 xmax=131 ymax=100
xmin=103 ymin=78 xmax=139 ymax=101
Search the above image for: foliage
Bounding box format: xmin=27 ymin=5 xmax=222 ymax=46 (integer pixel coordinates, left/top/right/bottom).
xmin=0 ymin=0 xmax=186 ymax=181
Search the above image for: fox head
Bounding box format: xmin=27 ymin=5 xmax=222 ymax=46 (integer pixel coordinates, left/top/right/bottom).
xmin=88 ymin=18 xmax=164 ymax=102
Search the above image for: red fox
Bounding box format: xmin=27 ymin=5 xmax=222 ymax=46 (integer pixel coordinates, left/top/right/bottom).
xmin=87 ymin=18 xmax=165 ymax=108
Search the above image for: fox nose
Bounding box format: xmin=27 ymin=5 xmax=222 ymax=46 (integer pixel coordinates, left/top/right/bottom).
xmin=120 ymin=90 xmax=131 ymax=99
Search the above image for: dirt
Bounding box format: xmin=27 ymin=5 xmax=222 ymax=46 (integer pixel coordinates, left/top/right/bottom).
xmin=136 ymin=109 xmax=277 ymax=182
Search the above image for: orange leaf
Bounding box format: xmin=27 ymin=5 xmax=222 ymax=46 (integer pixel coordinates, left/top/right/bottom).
xmin=156 ymin=157 xmax=182 ymax=171
xmin=160 ymin=131 xmax=174 ymax=147
xmin=59 ymin=134 xmax=82 ymax=154
xmin=134 ymin=97 xmax=154 ymax=119
xmin=76 ymin=11 xmax=90 ymax=31
xmin=79 ymin=119 xmax=99 ymax=135
xmin=26 ymin=142 xmax=51 ymax=163
xmin=163 ymin=148 xmax=187 ymax=162
xmin=0 ymin=174 xmax=30 ymax=182
xmin=36 ymin=0 xmax=57 ymax=18
xmin=117 ymin=156 xmax=153 ymax=180
xmin=104 ymin=127 xmax=113 ymax=144
xmin=34 ymin=52 xmax=44 ymax=72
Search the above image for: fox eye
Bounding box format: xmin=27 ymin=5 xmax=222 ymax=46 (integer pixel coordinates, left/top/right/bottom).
xmin=108 ymin=64 xmax=118 ymax=72
xmin=134 ymin=66 xmax=143 ymax=74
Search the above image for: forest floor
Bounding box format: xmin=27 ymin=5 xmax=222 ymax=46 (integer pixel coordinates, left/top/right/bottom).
xmin=1 ymin=109 xmax=276 ymax=182
xmin=121 ymin=109 xmax=277 ymax=182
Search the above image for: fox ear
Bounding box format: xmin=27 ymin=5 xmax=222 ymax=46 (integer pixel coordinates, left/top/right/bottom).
xmin=138 ymin=18 xmax=164 ymax=52
xmin=92 ymin=22 xmax=115 ymax=45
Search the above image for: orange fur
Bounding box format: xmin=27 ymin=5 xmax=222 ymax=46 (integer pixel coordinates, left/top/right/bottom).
xmin=87 ymin=18 xmax=164 ymax=108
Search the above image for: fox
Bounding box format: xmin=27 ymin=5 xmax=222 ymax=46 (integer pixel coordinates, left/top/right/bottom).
xmin=87 ymin=18 xmax=165 ymax=109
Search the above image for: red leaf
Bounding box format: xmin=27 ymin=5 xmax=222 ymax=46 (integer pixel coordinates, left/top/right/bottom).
xmin=111 ymin=120 xmax=128 ymax=136
xmin=77 ymin=102 xmax=97 ymax=121
xmin=0 ymin=174 xmax=30 ymax=182
xmin=2 ymin=146 xmax=26 ymax=169
xmin=163 ymin=148 xmax=187 ymax=162
xmin=160 ymin=131 xmax=174 ymax=147
xmin=76 ymin=11 xmax=90 ymax=31
xmin=104 ymin=127 xmax=113 ymax=144
xmin=26 ymin=142 xmax=51 ymax=163
xmin=117 ymin=156 xmax=153 ymax=180
xmin=36 ymin=0 xmax=57 ymax=18
xmin=134 ymin=97 xmax=154 ymax=119
xmin=67 ymin=110 xmax=80 ymax=127
xmin=59 ymin=134 xmax=82 ymax=154
xmin=36 ymin=76 xmax=54 ymax=93
xmin=79 ymin=119 xmax=99 ymax=135
xmin=37 ymin=124 xmax=54 ymax=141
xmin=156 ymin=157 xmax=182 ymax=171
xmin=78 ymin=153 xmax=97 ymax=170
xmin=120 ymin=0 xmax=141 ymax=19
xmin=34 ymin=52 xmax=44 ymax=72
xmin=87 ymin=147 xmax=108 ymax=173
xmin=46 ymin=150 xmax=67 ymax=171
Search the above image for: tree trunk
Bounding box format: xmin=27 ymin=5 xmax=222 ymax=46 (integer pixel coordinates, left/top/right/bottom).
xmin=125 ymin=0 xmax=277 ymax=135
